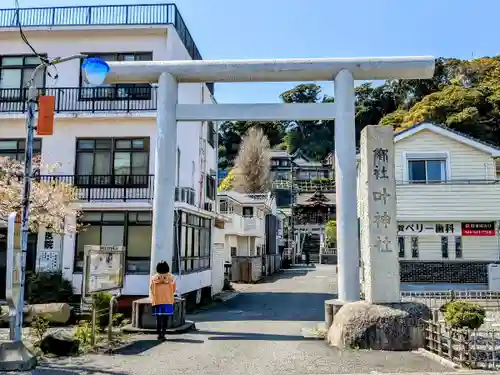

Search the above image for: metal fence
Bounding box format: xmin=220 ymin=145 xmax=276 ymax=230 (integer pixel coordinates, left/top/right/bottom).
xmin=401 ymin=290 xmax=500 ymax=310
xmin=424 ymin=318 xmax=500 ymax=370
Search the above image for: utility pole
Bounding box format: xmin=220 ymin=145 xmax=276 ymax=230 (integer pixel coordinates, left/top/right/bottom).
xmin=16 ymin=54 xmax=88 ymax=342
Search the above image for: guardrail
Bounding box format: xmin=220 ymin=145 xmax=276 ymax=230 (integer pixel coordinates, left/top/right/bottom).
xmin=39 ymin=174 xmax=154 ymax=201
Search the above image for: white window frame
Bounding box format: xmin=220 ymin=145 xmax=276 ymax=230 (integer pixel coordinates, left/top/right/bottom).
xmin=402 ymin=151 xmax=451 ymax=183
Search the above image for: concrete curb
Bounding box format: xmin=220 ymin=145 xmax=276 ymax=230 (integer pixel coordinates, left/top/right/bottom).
xmin=122 ymin=320 xmax=196 ymax=335
xmin=414 ymin=348 xmax=461 ymax=369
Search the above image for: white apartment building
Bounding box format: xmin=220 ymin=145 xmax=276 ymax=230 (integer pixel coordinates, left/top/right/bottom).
xmin=0 ymin=4 xmax=220 ymax=300
xmin=358 ymin=122 xmax=500 ymax=285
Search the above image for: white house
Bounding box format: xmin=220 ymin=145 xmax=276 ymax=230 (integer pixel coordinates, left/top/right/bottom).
xmin=215 ymin=191 xmax=282 ymax=281
xmin=358 ymin=122 xmax=500 ymax=285
xmin=0 ymin=3 xmax=220 ymax=300
xmin=216 ymin=191 xmax=276 ymax=260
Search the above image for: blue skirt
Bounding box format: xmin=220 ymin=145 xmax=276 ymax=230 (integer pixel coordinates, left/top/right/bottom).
xmin=152 ymin=303 xmax=174 ymax=316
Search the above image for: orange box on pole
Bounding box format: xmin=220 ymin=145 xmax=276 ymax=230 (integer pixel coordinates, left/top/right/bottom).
xmin=37 ymin=95 xmax=55 ymax=136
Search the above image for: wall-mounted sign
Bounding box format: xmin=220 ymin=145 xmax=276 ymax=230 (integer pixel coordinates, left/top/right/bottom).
xmin=461 ymin=222 xmax=495 ymax=236
xmin=397 ymin=222 xmax=461 ymax=236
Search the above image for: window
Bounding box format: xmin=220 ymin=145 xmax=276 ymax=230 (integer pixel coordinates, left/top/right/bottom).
xmin=455 ymin=236 xmax=462 ymax=259
xmin=74 ymin=211 xmax=153 ymax=273
xmin=75 ymin=138 xmax=149 ymax=186
xmin=0 ymin=138 xmax=41 ymax=161
xmin=0 ymin=55 xmax=46 ymax=100
xmin=205 ymin=174 xmax=216 ymax=201
xmin=172 ymin=211 xmax=211 ymax=274
xmin=279 ymin=160 xmax=289 ymax=167
xmin=271 ymin=160 xmax=279 ymax=166
xmin=398 ymin=236 xmax=405 ymax=258
xmin=408 ymin=159 xmax=446 ymax=183
xmin=411 ymin=236 xmax=419 ymax=258
xmin=242 ymin=207 xmax=254 ymax=217
xmin=79 ymin=52 xmax=152 ymax=100
xmin=230 ymin=247 xmax=236 ymax=257
xmin=207 ymin=121 xmax=215 ymax=148
xmin=276 ymin=171 xmax=290 ymax=180
xmin=441 ymin=236 xmax=449 ymax=258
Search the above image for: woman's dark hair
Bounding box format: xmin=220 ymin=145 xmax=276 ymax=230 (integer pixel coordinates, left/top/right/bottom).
xmin=156 ymin=261 xmax=170 ymax=274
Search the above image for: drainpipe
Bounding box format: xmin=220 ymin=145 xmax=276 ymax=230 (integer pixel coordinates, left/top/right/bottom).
xmin=214 ymin=119 xmax=220 ymax=214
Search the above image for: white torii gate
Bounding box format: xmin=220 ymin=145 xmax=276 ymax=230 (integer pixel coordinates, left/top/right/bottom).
xmin=105 ymin=56 xmax=435 ymax=302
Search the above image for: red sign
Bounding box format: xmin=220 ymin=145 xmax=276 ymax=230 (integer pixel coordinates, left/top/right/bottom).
xmin=461 ymin=222 xmax=496 ymax=236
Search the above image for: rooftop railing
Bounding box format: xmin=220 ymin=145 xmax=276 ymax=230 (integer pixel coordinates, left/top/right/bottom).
xmin=0 ymin=4 xmax=214 ymax=94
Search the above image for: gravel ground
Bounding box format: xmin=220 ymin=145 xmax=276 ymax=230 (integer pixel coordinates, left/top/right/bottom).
xmin=2 ymin=265 xmax=454 ymax=375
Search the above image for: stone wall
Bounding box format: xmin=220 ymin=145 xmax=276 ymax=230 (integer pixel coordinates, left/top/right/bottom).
xmin=400 ymin=261 xmax=497 ymax=283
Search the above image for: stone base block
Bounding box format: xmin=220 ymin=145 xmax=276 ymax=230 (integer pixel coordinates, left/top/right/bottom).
xmin=131 ymin=297 xmax=187 ymax=330
xmin=324 ymin=299 xmax=345 ymax=330
xmin=327 ymin=300 xmax=430 ymax=351
xmin=0 ymin=341 xmax=37 ymax=371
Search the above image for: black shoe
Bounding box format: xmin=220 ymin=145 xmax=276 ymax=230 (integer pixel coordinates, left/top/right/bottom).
xmin=160 ymin=335 xmax=167 ymax=341
xmin=157 ymin=334 xmax=163 ymax=340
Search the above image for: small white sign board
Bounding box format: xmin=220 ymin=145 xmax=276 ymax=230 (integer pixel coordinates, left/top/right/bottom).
xmin=82 ymin=245 xmax=125 ymax=296
xmin=6 ymin=211 xmax=22 ymax=341
xmin=488 ymin=263 xmax=500 ymax=291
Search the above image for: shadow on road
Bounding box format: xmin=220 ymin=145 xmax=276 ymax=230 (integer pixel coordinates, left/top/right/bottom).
xmin=195 ymin=329 xmax=316 ymax=341
xmin=191 ymin=292 xmax=336 ymax=322
xmin=113 ymin=339 xmax=163 ymax=355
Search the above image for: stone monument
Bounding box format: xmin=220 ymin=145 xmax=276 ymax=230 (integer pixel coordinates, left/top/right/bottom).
xmin=359 ymin=125 xmax=400 ymax=303
xmin=326 ymin=125 xmax=430 ymax=351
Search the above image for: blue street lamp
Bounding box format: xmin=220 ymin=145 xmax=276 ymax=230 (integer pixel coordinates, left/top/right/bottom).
xmin=82 ymin=57 xmax=110 ymax=85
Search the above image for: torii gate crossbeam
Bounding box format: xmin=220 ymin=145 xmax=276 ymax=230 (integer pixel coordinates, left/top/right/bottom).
xmin=105 ymin=56 xmax=435 ymax=302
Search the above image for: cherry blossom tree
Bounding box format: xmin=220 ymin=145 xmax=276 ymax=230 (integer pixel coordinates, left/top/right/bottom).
xmin=0 ymin=156 xmax=81 ymax=234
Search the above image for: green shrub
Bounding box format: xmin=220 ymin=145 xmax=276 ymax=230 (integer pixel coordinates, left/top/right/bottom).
xmin=26 ymin=272 xmax=75 ymax=304
xmin=74 ymin=320 xmax=93 ymax=353
xmin=92 ymin=292 xmax=113 ymax=327
xmin=444 ymin=300 xmax=486 ymax=329
xmin=310 ymin=177 xmax=332 ymax=184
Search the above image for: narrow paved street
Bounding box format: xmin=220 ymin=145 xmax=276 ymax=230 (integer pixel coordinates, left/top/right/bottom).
xmin=25 ymin=265 xmax=452 ymax=375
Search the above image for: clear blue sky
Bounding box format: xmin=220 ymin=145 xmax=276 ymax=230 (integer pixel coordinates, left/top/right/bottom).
xmin=6 ymin=0 xmax=500 ymax=103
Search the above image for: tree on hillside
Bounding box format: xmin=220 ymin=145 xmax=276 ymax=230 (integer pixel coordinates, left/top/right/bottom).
xmin=379 ymin=57 xmax=500 ymax=145
xmin=0 ymin=157 xmax=81 ymax=233
xmin=218 ymin=120 xmax=284 ymax=170
xmin=232 ymin=127 xmax=271 ymax=194
xmin=281 ymin=84 xmax=335 ymax=160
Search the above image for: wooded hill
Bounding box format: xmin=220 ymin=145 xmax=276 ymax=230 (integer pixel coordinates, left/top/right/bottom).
xmin=218 ymin=56 xmax=500 ymax=169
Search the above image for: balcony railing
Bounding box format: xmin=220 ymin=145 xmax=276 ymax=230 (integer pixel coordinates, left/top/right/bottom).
xmin=39 ymin=174 xmax=154 ymax=201
xmin=0 ymin=87 xmax=157 ymax=113
xmin=0 ymin=4 xmax=214 ymax=95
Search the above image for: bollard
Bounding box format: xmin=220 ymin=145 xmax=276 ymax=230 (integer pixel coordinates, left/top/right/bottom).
xmin=108 ymin=291 xmax=121 ymax=345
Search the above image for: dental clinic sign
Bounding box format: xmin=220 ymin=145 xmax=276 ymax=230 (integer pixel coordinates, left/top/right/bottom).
xmin=461 ymin=222 xmax=496 ymax=236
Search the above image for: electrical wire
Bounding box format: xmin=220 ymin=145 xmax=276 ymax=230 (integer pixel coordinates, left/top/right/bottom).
xmin=14 ymin=0 xmax=58 ymax=85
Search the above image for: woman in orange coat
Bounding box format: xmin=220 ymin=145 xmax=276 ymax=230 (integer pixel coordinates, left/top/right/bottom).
xmin=150 ymin=261 xmax=176 ymax=340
